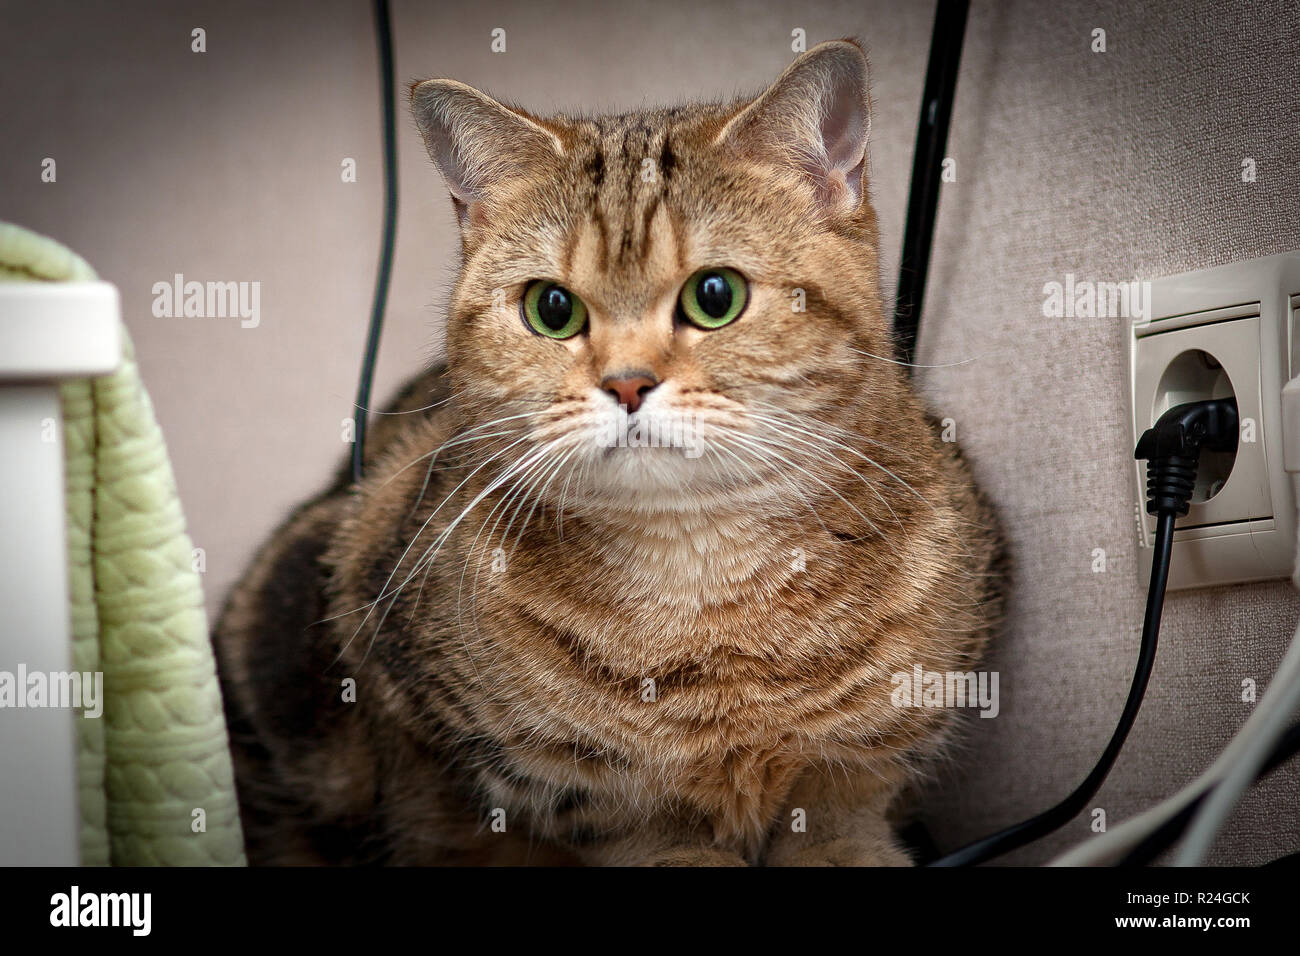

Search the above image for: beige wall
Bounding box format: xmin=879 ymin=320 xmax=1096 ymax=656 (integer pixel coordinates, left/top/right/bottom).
xmin=4 ymin=0 xmax=1298 ymax=864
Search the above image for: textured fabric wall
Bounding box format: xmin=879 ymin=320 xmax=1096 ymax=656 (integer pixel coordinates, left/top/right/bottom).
xmin=913 ymin=0 xmax=1300 ymax=864
xmin=4 ymin=0 xmax=1297 ymax=865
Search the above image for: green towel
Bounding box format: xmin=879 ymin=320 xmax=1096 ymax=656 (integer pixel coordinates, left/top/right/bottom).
xmin=1 ymin=222 xmax=245 ymax=865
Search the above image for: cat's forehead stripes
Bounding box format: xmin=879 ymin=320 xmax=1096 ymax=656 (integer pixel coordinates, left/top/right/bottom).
xmin=559 ymin=113 xmax=692 ymax=311
xmin=594 ymin=117 xmax=670 ymax=267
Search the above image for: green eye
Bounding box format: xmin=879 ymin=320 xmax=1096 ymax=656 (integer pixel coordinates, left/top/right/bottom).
xmin=678 ymin=267 xmax=747 ymax=329
xmin=522 ymin=280 xmax=587 ymax=339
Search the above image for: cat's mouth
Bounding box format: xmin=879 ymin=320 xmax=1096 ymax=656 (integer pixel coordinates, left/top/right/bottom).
xmin=596 ymin=409 xmax=707 ymax=461
xmin=509 ymin=389 xmax=809 ymax=507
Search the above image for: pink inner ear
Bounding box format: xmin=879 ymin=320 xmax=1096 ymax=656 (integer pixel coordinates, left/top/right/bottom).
xmin=840 ymin=147 xmax=868 ymax=207
xmin=719 ymin=44 xmax=871 ymax=214
xmin=822 ymin=98 xmax=864 ymax=170
xmin=821 ymin=169 xmax=851 ymax=209
xmin=818 ymin=70 xmax=869 ymax=206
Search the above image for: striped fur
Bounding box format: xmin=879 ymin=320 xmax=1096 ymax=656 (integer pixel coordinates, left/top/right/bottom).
xmin=214 ymin=40 xmax=1004 ymax=866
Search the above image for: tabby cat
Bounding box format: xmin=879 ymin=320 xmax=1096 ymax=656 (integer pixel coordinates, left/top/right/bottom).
xmin=214 ymin=39 xmax=1004 ymax=866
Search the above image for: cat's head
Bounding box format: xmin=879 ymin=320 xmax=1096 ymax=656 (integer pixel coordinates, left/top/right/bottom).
xmin=411 ymin=40 xmax=906 ymax=515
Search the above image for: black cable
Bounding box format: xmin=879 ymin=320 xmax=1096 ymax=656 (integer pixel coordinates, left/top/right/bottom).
xmin=930 ymin=398 xmax=1239 ymax=867
xmin=930 ymin=512 xmax=1174 ymax=866
xmin=1117 ymin=721 xmax=1300 ymax=866
xmin=351 ymin=0 xmax=398 ymax=484
xmin=892 ymin=0 xmax=969 ymax=370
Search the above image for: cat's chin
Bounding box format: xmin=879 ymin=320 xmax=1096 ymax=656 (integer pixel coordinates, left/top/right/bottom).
xmin=560 ymin=447 xmax=792 ymax=516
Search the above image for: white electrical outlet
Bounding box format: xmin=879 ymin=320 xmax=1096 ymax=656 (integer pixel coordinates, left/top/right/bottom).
xmin=1129 ymin=252 xmax=1300 ymax=590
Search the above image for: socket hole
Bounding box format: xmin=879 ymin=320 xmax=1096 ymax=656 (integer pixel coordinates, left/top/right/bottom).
xmin=1153 ymin=348 xmax=1236 ymax=504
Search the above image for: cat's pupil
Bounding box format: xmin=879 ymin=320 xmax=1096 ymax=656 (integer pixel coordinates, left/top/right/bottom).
xmin=538 ymin=286 xmax=573 ymax=330
xmin=696 ymin=273 xmax=731 ymax=318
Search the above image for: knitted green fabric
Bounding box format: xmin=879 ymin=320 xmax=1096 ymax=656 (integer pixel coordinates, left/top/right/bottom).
xmin=0 ymin=222 xmax=245 ymax=865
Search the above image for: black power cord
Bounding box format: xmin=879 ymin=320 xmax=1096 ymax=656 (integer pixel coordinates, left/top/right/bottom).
xmin=892 ymin=0 xmax=969 ymax=369
xmin=929 ymin=398 xmax=1239 ymax=866
xmin=351 ymin=0 xmax=398 ymax=484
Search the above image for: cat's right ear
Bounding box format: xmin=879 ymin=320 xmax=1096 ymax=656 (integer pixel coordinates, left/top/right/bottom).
xmin=716 ymin=39 xmax=871 ymax=218
xmin=410 ymin=79 xmax=565 ymax=229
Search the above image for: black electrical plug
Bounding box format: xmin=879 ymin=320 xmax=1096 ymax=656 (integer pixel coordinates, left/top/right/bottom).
xmin=929 ymin=394 xmax=1243 ymax=868
xmin=1135 ymin=398 xmax=1239 ymax=517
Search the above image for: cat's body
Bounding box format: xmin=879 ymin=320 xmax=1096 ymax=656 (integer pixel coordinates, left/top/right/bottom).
xmin=214 ymin=40 xmax=1005 ymax=865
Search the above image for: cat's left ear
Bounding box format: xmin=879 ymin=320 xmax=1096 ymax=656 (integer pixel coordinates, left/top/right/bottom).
xmin=717 ymin=39 xmax=871 ymax=217
xmin=410 ymin=78 xmax=565 ymax=229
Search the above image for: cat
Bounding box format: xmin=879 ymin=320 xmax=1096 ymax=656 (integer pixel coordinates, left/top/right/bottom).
xmin=213 ymin=38 xmax=1005 ymax=866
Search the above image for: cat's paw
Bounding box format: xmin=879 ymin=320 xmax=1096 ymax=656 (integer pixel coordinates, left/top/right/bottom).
xmin=636 ymin=846 xmax=750 ymax=867
xmin=764 ymin=837 xmax=912 ymax=867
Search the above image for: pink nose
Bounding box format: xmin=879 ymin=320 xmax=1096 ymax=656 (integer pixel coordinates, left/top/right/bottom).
xmin=601 ymin=372 xmax=659 ymax=413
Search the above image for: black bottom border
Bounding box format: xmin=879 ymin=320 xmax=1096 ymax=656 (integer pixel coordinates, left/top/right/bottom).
xmin=6 ymin=862 xmax=1295 ymax=942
